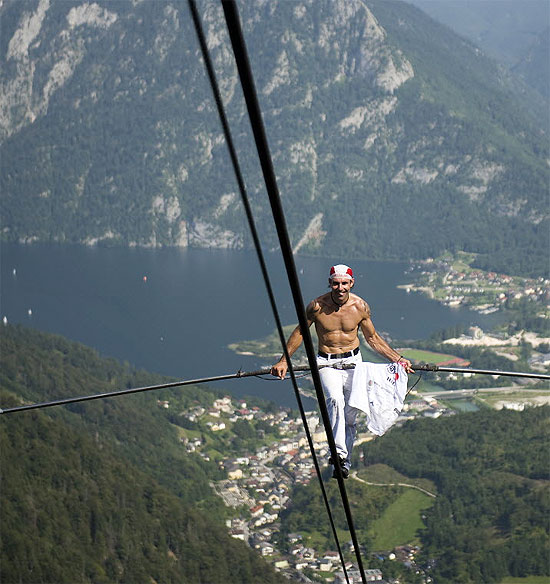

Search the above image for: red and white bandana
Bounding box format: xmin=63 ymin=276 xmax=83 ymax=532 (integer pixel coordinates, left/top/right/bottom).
xmin=329 ymin=264 xmax=353 ymax=280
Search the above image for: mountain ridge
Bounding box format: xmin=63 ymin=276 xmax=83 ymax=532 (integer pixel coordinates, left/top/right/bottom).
xmin=1 ymin=0 xmax=548 ymax=277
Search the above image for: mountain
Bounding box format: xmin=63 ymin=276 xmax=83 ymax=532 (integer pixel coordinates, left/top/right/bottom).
xmin=512 ymin=26 xmax=550 ymax=100
xmin=1 ymin=0 xmax=548 ymax=277
xmin=0 ymin=324 xmax=286 ymax=584
xmin=406 ymin=0 xmax=550 ymax=101
xmin=405 ymin=0 xmax=549 ymax=67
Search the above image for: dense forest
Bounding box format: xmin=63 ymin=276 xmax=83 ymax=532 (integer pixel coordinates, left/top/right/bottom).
xmin=358 ymin=408 xmax=550 ymax=583
xmin=0 ymin=325 xmax=286 ymax=584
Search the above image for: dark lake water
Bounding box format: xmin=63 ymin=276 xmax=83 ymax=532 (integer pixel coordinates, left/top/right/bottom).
xmin=1 ymin=243 xmax=502 ymax=408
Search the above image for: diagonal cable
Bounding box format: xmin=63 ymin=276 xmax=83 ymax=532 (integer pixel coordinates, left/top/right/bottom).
xmin=187 ymin=1 xmax=351 ymax=580
xmin=219 ymin=1 xmax=369 ymax=581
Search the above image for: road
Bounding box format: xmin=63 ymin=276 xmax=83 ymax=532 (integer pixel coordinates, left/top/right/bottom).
xmin=351 ymin=472 xmax=437 ymax=498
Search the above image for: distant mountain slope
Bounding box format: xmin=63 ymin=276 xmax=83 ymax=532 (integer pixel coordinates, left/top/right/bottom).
xmin=512 ymin=26 xmax=550 ymax=100
xmin=406 ymin=0 xmax=549 ymax=67
xmin=405 ymin=0 xmax=550 ymax=103
xmin=0 ymin=0 xmax=547 ymax=277
xmin=0 ymin=325 xmax=286 ymax=584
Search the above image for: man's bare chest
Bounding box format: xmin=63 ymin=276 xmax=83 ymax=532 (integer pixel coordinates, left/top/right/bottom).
xmin=315 ymin=310 xmax=360 ymax=334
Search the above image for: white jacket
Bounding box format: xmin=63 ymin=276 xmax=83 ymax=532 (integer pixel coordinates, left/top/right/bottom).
xmin=348 ymin=362 xmax=408 ymax=436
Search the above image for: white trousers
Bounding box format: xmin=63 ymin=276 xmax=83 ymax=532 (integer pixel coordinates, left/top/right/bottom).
xmin=317 ymin=351 xmax=362 ymax=469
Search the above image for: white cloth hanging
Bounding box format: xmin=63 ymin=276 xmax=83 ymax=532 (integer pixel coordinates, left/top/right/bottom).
xmin=348 ymin=362 xmax=408 ymax=436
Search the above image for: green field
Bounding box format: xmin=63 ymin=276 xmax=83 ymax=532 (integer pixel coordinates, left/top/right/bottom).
xmin=399 ymin=348 xmax=465 ymax=364
xmin=355 ymin=465 xmax=436 ymax=550
xmin=368 ymin=488 xmax=433 ymax=550
xmin=408 ymin=378 xmax=446 ymax=393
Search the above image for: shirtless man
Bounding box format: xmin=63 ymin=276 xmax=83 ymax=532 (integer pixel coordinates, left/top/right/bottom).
xmin=271 ymin=264 xmax=413 ymax=478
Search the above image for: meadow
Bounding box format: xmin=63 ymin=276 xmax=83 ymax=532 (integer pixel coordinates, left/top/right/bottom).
xmin=399 ymin=348 xmax=468 ymax=365
xmin=356 ymin=464 xmax=437 ymax=551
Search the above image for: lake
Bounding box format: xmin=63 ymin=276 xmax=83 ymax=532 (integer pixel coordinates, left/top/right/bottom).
xmin=0 ymin=243 xmax=502 ymax=408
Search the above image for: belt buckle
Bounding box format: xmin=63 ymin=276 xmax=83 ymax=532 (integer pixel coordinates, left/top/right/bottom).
xmin=334 ymin=361 xmax=345 ymax=369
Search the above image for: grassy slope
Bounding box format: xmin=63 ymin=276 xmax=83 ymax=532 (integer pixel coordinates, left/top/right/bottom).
xmin=368 ymin=488 xmax=433 ymax=550
xmin=356 ymin=464 xmax=437 ymax=550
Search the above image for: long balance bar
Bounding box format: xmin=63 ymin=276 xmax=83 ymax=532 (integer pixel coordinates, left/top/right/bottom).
xmin=1 ymin=363 xmax=548 ymax=415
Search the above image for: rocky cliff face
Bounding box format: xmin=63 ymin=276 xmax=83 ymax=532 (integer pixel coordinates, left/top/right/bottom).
xmin=2 ymin=0 xmax=118 ymax=139
xmin=1 ymin=0 xmax=547 ymax=275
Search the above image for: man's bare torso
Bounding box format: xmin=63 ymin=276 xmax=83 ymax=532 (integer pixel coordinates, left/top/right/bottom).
xmin=308 ymin=292 xmax=369 ymax=354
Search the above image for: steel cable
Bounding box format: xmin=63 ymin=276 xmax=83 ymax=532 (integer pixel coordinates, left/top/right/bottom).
xmin=3 ymin=362 xmax=546 ymax=416
xmin=219 ymin=1 xmax=369 ymax=580
xmin=187 ymin=1 xmax=351 ymax=580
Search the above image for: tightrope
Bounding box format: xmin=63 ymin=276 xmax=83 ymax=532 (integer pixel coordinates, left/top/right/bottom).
xmin=1 ymin=362 xmax=547 ymax=415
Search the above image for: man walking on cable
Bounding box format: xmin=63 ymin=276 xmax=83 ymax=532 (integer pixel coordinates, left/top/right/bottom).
xmin=271 ymin=264 xmax=414 ymax=478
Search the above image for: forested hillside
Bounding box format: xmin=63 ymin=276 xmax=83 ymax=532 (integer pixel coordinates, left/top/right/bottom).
xmin=0 ymin=325 xmax=286 ymax=584
xmin=359 ymin=408 xmax=550 ymax=583
xmin=1 ymin=0 xmax=548 ymax=277
xmin=1 ymin=325 xmax=549 ymax=583
xmin=279 ymin=406 xmax=549 ymax=583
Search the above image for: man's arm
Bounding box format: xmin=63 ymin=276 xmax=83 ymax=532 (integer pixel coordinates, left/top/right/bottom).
xmin=270 ymin=301 xmax=317 ymax=379
xmin=359 ymin=302 xmax=414 ymax=373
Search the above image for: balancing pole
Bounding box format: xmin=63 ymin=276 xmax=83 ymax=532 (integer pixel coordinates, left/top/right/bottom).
xmin=1 ymin=363 xmax=547 ymax=415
